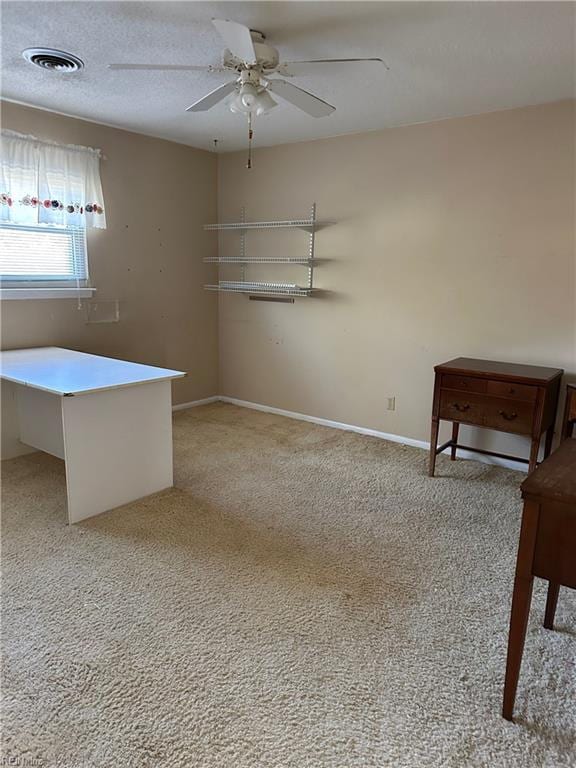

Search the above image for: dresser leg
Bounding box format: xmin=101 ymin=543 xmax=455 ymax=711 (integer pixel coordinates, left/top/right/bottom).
xmin=543 ymin=426 xmax=554 ymax=459
xmin=450 ymin=422 xmax=459 ymax=461
xmin=544 ymin=582 xmax=560 ymax=630
xmin=528 ymin=437 xmax=540 ymax=474
xmin=560 ymin=388 xmax=574 ymax=441
xmin=429 ymin=419 xmax=439 ymax=477
xmin=503 ymin=574 xmax=534 ymax=720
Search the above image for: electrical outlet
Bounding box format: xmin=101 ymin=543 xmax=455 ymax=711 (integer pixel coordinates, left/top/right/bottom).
xmin=387 ymin=397 xmax=396 ymax=411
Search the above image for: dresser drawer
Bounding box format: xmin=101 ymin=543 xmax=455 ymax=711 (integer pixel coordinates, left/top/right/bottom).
xmin=486 ymin=380 xmax=538 ymax=402
xmin=441 ymin=374 xmax=487 ymax=394
xmin=486 ymin=399 xmax=535 ymax=435
xmin=439 ymin=391 xmax=535 ymax=435
xmin=439 ymin=391 xmax=486 ymax=427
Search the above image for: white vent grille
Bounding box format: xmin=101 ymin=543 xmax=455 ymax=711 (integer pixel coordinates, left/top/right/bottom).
xmin=22 ymin=48 xmax=84 ymax=72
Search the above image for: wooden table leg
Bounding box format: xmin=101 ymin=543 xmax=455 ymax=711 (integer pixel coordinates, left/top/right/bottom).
xmin=503 ymin=500 xmax=540 ymax=721
xmin=429 ymin=418 xmax=440 ymax=477
xmin=503 ymin=574 xmax=534 ymax=720
xmin=450 ymin=422 xmax=459 ymax=461
xmin=544 ymin=582 xmax=560 ymax=630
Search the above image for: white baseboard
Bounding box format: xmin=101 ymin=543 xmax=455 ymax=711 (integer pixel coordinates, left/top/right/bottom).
xmin=172 ymin=396 xmax=220 ymax=412
xmin=217 ymin=396 xmax=529 ymax=473
xmin=220 ymin=396 xmax=427 ymax=447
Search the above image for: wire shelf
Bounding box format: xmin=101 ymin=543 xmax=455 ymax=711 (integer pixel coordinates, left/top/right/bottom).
xmin=203 ymin=257 xmax=315 ymax=264
xmin=203 ymin=204 xmax=323 ymax=299
xmin=204 ymin=281 xmax=313 ymax=297
xmin=204 ymin=219 xmax=318 ymax=231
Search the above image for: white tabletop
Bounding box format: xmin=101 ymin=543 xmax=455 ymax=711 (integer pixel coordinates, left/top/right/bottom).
xmin=0 ymin=347 xmax=186 ymax=396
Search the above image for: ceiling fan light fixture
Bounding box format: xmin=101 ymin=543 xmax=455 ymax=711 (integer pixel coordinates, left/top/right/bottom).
xmin=254 ymin=89 xmax=277 ymax=116
xmin=239 ymin=83 xmax=258 ymax=109
xmin=229 ymin=85 xmax=277 ymax=116
xmin=229 ymin=90 xmax=250 ymax=115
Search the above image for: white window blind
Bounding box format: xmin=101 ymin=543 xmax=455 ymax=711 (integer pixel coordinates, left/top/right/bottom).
xmin=0 ymin=222 xmax=89 ymax=285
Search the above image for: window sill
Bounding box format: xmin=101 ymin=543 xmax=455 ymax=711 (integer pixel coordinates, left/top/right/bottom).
xmin=0 ymin=287 xmax=96 ymax=300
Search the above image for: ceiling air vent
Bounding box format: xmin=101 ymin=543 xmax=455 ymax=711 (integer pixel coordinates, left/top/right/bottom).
xmin=22 ymin=48 xmax=84 ymax=72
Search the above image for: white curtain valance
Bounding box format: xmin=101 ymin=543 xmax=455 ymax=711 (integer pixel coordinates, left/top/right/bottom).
xmin=0 ymin=130 xmax=106 ymax=229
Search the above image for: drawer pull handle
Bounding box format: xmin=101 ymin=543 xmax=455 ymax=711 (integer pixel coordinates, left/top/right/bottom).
xmin=452 ymin=403 xmax=470 ymax=412
xmin=499 ymin=410 xmax=518 ymax=421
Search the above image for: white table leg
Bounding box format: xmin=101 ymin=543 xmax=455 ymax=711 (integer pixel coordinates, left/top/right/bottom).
xmin=61 ymin=380 xmax=174 ymax=523
xmin=16 ymin=385 xmax=65 ymax=458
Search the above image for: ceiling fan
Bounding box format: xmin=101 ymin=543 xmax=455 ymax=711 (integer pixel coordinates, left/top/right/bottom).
xmin=109 ymin=18 xmax=387 ymax=165
xmin=110 ymin=18 xmax=387 ymax=117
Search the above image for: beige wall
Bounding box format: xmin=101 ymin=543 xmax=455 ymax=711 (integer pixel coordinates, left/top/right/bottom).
xmin=217 ymin=100 xmax=575 ymax=458
xmin=1 ymin=101 xmax=219 ymax=408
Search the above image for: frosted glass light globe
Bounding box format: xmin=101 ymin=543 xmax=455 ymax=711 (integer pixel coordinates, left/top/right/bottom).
xmin=240 ymin=84 xmax=258 ymax=109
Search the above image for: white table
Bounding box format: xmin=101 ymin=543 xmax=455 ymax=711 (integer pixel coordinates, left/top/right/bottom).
xmin=0 ymin=347 xmax=185 ymax=523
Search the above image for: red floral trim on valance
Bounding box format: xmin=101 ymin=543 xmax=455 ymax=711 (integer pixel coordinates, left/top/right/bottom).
xmin=1 ymin=193 xmax=104 ymax=215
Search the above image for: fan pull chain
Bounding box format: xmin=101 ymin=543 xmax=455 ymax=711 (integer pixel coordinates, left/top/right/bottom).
xmin=247 ymin=114 xmax=253 ymax=170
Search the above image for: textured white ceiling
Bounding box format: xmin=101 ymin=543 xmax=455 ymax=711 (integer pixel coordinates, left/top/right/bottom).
xmin=2 ymin=1 xmax=574 ymax=152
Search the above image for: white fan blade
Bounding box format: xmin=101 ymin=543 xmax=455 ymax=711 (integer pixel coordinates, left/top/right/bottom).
xmin=277 ymin=58 xmax=388 ymax=77
xmin=185 ymin=81 xmax=237 ymax=112
xmin=212 ymin=19 xmax=257 ymax=65
xmin=267 ymin=80 xmax=335 ymax=117
xmin=109 ymin=63 xmax=225 ymax=72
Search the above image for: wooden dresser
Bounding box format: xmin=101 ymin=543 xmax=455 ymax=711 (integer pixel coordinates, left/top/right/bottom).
xmin=429 ymin=358 xmax=563 ymax=476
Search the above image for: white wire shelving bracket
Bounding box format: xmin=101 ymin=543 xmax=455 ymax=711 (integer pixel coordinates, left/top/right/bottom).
xmin=203 ymin=204 xmax=326 ymax=300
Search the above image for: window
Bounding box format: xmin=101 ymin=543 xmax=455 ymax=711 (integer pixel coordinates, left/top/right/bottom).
xmin=1 ymin=130 xmax=105 ymax=299
xmin=0 ymin=222 xmax=88 ymax=285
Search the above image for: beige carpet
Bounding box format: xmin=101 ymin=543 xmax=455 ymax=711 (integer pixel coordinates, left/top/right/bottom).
xmin=1 ymin=403 xmax=574 ymax=768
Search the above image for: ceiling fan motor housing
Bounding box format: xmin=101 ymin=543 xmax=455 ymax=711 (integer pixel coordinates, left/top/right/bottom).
xmin=239 ymin=69 xmax=261 ymax=86
xmin=222 ymin=40 xmax=279 ymax=72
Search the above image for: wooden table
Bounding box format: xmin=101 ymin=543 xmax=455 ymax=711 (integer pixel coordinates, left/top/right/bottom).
xmin=561 ymin=383 xmax=576 ymax=440
xmin=429 ymin=358 xmax=563 ymax=476
xmin=0 ymin=347 xmax=185 ymax=523
xmin=502 ymin=438 xmax=576 ymax=720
